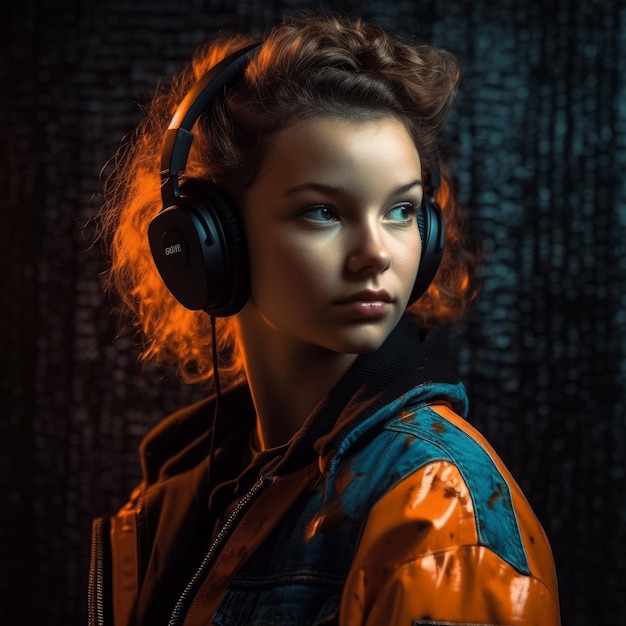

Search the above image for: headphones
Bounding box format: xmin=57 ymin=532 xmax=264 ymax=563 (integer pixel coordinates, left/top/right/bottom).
xmin=148 ymin=42 xmax=444 ymax=317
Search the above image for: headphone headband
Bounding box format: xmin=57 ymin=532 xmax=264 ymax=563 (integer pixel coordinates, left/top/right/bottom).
xmin=160 ymin=42 xmax=263 ymax=207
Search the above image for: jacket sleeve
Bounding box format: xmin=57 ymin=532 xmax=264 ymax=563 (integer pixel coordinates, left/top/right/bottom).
xmin=339 ymin=460 xmax=560 ymax=626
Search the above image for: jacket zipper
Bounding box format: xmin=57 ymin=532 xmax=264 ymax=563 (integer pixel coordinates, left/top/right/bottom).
xmin=167 ymin=475 xmax=274 ymax=626
xmin=88 ymin=517 xmax=108 ymax=626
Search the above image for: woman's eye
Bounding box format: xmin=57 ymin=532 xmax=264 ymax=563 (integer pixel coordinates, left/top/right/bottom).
xmin=301 ymin=205 xmax=338 ymax=222
xmin=386 ymin=202 xmax=416 ymax=223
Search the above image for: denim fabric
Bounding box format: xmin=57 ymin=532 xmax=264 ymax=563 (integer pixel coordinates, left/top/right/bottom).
xmin=212 ymin=382 xmax=528 ymax=626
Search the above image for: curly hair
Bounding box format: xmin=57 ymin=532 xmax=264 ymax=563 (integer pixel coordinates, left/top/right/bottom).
xmin=97 ymin=12 xmax=482 ymax=387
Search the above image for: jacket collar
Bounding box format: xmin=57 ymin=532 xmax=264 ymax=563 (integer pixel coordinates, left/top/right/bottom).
xmin=270 ymin=315 xmax=465 ymax=475
xmin=139 ymin=315 xmax=465 ymax=485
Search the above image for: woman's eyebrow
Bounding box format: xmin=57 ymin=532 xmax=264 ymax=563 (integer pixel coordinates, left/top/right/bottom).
xmin=283 ymin=179 xmax=423 ymax=197
xmin=391 ymin=179 xmax=423 ymax=195
xmin=283 ymin=182 xmax=344 ymax=197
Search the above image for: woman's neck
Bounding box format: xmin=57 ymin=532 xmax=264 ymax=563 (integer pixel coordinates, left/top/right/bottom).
xmin=234 ymin=308 xmax=356 ymax=450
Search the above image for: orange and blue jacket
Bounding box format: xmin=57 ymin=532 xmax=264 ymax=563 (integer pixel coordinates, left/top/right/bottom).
xmin=89 ymin=318 xmax=560 ymax=626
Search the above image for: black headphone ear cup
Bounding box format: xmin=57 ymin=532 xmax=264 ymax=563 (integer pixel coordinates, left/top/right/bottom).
xmin=148 ymin=182 xmax=249 ymax=316
xmin=409 ymin=195 xmax=444 ymax=304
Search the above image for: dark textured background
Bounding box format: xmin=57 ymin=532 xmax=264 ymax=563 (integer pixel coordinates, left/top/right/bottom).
xmin=2 ymin=0 xmax=625 ymax=624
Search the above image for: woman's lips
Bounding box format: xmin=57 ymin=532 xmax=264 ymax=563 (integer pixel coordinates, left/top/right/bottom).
xmin=334 ymin=290 xmax=394 ymax=318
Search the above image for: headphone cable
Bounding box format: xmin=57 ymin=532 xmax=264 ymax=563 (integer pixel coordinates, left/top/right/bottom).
xmin=208 ymin=314 xmax=222 ymax=494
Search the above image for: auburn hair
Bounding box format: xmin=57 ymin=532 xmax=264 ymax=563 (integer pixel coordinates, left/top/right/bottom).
xmin=97 ymin=12 xmax=482 ymax=386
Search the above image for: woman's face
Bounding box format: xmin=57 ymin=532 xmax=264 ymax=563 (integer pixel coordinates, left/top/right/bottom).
xmin=240 ymin=115 xmax=423 ymax=355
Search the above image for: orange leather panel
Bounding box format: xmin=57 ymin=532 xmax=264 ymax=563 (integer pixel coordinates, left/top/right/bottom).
xmin=340 ymin=435 xmax=560 ymax=626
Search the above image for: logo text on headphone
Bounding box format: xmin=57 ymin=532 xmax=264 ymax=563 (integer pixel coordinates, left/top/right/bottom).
xmin=164 ymin=243 xmax=183 ymax=255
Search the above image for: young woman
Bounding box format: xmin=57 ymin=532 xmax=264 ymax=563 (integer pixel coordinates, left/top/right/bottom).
xmin=90 ymin=13 xmax=560 ymax=626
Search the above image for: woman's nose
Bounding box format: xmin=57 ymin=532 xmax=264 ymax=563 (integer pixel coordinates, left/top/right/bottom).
xmin=345 ymin=221 xmax=391 ymax=275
